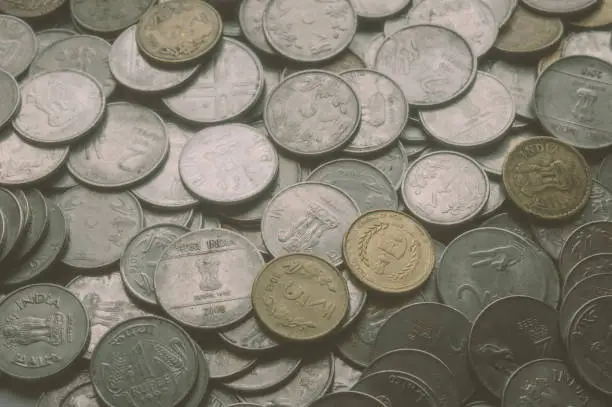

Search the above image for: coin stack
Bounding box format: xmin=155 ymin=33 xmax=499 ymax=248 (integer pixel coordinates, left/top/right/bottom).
xmin=0 ymin=0 xmax=611 ymax=406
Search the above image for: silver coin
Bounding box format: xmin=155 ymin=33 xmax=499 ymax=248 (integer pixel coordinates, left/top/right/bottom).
xmin=486 ymin=60 xmax=537 ymax=120
xmin=481 ymin=213 xmax=535 ymax=243
xmin=0 ymin=15 xmax=37 ymax=78
xmin=0 ymin=188 xmax=25 ymax=264
xmin=179 ymin=123 xmax=278 ymax=205
xmin=163 ymin=38 xmax=264 ymax=124
xmin=597 ymin=152 xmax=612 ymax=190
xmin=155 ymin=228 xmax=265 ymax=329
xmin=348 ymin=0 xmax=411 ymax=19
xmin=332 ymin=356 xmax=362 ymax=392
xmin=47 ymin=170 xmax=79 ymax=190
xmin=142 ymin=206 xmax=194 ymax=228
xmin=263 ymin=0 xmax=357 ymax=63
xmin=401 ymin=151 xmax=489 ymax=226
xmin=310 ymin=392 xmax=385 ymax=407
xmin=278 ymin=50 xmax=365 ymax=82
xmin=219 ymin=315 xmax=281 ymax=353
xmin=132 ymin=122 xmax=198 ymax=209
xmin=261 ymin=182 xmax=360 ymax=266
xmin=523 ymin=0 xmax=598 ymax=15
xmin=56 ymin=187 xmax=143 ymax=269
xmin=67 ymin=271 xmax=150 ymax=358
xmin=199 ymin=337 xmax=257 ymax=380
xmin=222 ymin=224 xmax=268 ymax=255
xmin=339 ymin=267 xmax=367 ymax=331
xmin=355 ymin=142 xmax=407 ymax=191
xmin=70 ymin=0 xmax=155 ymax=35
xmin=482 ymin=0 xmax=517 ymax=27
xmin=375 ymin=25 xmax=477 ymax=107
xmin=0 ymin=127 xmax=68 ymax=186
xmin=13 ymin=189 xmax=48 ymax=261
xmin=34 ymin=29 xmax=75 ymax=57
xmin=564 ymin=253 xmax=612 ymax=297
xmin=190 ymin=210 xmax=222 ymax=230
xmin=206 ymin=389 xmax=242 ymax=407
xmin=360 ymin=33 xmax=385 ymax=69
xmin=264 ymin=70 xmax=361 ymax=157
xmin=244 ymin=63 xmax=283 ymax=122
xmin=471 ymin=130 xmax=537 ymax=176
xmin=120 ymin=223 xmax=188 ymax=306
xmin=352 ymin=370 xmax=437 ymax=407
xmin=420 ymin=71 xmax=515 ymax=149
xmin=28 ymin=35 xmax=116 ymax=97
xmin=561 ymin=30 xmax=612 ymax=65
xmin=0 ymin=68 xmax=19 ymax=130
xmin=348 ymin=30 xmax=381 ymax=62
xmin=239 ymin=0 xmax=276 ymax=55
xmin=340 ymin=69 xmax=408 ymax=155
xmin=223 ymin=356 xmax=302 ymax=392
xmin=480 ymin=179 xmax=506 ymax=218
xmin=399 ymin=122 xmax=428 ymax=144
xmin=306 ymin=159 xmax=398 ymax=213
xmin=437 ymin=227 xmax=560 ymax=321
xmin=68 ymin=102 xmax=169 ymax=189
xmin=558 ymin=221 xmax=612 ymax=279
xmin=37 ymin=371 xmax=91 ymax=407
xmin=13 ymin=69 xmax=105 ymax=145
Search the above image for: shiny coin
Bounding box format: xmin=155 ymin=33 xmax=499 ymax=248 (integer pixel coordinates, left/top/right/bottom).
xmin=58 ymin=382 xmax=101 ymax=407
xmin=310 ymin=392 xmax=385 ymax=407
xmin=155 ymin=228 xmax=264 ymax=329
xmin=261 ymin=182 xmax=360 ymax=266
xmin=13 ymin=69 xmax=105 ymax=145
xmin=142 ymin=206 xmax=193 ymax=228
xmin=219 ymin=315 xmax=281 ymax=353
xmin=223 ymin=355 xmax=302 ymax=392
xmin=352 ymin=370 xmax=437 ymax=407
xmin=70 ymin=0 xmax=155 ymax=35
xmin=486 ymin=60 xmax=537 ymax=121
xmin=199 ymin=336 xmax=257 ymax=380
xmin=564 ymin=253 xmax=612 ymax=297
xmin=90 ymin=316 xmax=198 ymax=407
xmin=0 ymin=284 xmax=89 ymax=380
xmin=0 ymin=15 xmax=36 ymax=78
xmin=239 ymin=0 xmax=276 ymax=55
xmin=0 ymin=0 xmax=65 ymax=18
xmin=0 ymin=188 xmax=25 ymax=264
xmin=559 ymin=221 xmax=612 ymax=278
xmin=34 ymin=29 xmax=75 ymax=57
xmin=136 ymin=0 xmax=222 ymax=64
xmin=522 ymin=0 xmax=597 ymax=15
xmin=343 ymin=210 xmax=434 ymax=295
xmin=472 ymin=130 xmax=536 ymax=176
xmin=571 ymin=0 xmax=612 ymax=27
xmin=37 ymin=371 xmax=91 ymax=407
xmin=252 ymin=254 xmax=349 ymax=342
xmin=0 ymin=68 xmax=20 ymax=129
xmin=503 ymin=137 xmax=592 ymax=220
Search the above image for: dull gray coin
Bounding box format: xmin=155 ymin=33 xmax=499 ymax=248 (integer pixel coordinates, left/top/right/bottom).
xmin=349 ymin=0 xmax=411 ymax=19
xmin=190 ymin=210 xmax=222 ymax=230
xmin=0 ymin=68 xmax=20 ymax=129
xmin=523 ymin=0 xmax=598 ymax=15
xmin=58 ymin=383 xmax=101 ymax=407
xmin=480 ymin=212 xmax=534 ymax=243
xmin=486 ymin=60 xmax=537 ymax=120
xmin=0 ymin=188 xmax=25 ymax=264
xmin=332 ymin=356 xmax=362 ymax=392
xmin=47 ymin=170 xmax=79 ymax=190
xmin=310 ymin=392 xmax=385 ymax=407
xmin=597 ymin=152 xmax=612 ymax=190
xmin=220 ymin=315 xmax=281 ymax=353
xmin=222 ymin=224 xmax=268 ymax=256
xmin=239 ymin=0 xmax=276 ymax=55
xmin=35 ymin=29 xmax=75 ymax=57
xmin=352 ymin=370 xmax=437 ymax=407
xmin=561 ymin=30 xmax=612 ymax=66
xmin=558 ymin=221 xmax=612 ymax=279
xmin=564 ymin=253 xmax=612 ymax=297
xmin=0 ymin=15 xmax=37 ymax=77
xmin=142 ymin=206 xmax=194 ymax=228
xmin=472 ymin=130 xmax=537 ymax=176
xmin=482 ymin=0 xmax=517 ymax=27
xmin=205 ymin=389 xmax=242 ymax=407
xmin=480 ymin=179 xmax=506 ymax=218
xmin=199 ymin=337 xmax=257 ymax=380
xmin=356 ymin=142 xmax=407 ymax=191
xmin=70 ymin=0 xmax=155 ymax=35
xmin=223 ymin=355 xmax=302 ymax=393
xmin=12 ymin=189 xmax=48 ymax=261
xmin=348 ymin=30 xmax=381 ymax=62
xmin=37 ymin=371 xmax=91 ymax=407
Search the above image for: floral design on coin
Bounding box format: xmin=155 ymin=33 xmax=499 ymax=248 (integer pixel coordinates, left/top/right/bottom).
xmin=0 ymin=284 xmax=89 ymax=380
xmin=264 ymin=70 xmax=361 ymax=157
xmin=13 ymin=70 xmax=105 ymax=145
xmin=503 ymin=137 xmax=592 ymax=220
xmin=137 ymin=0 xmax=222 ymax=64
xmin=70 ymin=0 xmax=156 ymax=34
xmin=179 ymin=124 xmax=278 ymax=205
xmin=263 ymin=0 xmax=357 ymax=62
xmin=0 ymin=15 xmax=37 ymax=77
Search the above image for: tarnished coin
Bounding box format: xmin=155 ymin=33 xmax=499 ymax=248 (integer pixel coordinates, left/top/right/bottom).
xmin=468 ymin=296 xmax=564 ymax=397
xmin=482 ymin=0 xmax=517 ymax=27
xmin=264 ymin=70 xmax=360 ymax=157
xmin=261 ymin=182 xmax=360 ymax=266
xmin=332 ymin=356 xmax=361 ymax=391
xmin=343 ymin=210 xmax=434 ymax=295
xmin=13 ymin=189 xmax=48 ymax=261
xmin=565 ymin=253 xmax=612 ymax=297
xmin=486 ymin=60 xmax=536 ymax=121
xmin=68 ymin=102 xmax=168 ymax=189
xmin=179 ymin=124 xmax=278 ymax=205
xmin=59 ymin=383 xmax=101 ymax=407
xmin=223 ymin=355 xmax=302 ymax=392
xmin=13 ymin=69 xmax=105 ymax=145
xmin=56 ymin=187 xmax=143 ymax=269
xmin=142 ymin=206 xmax=193 ymax=228
xmin=0 ymin=284 xmax=89 ymax=380
xmin=0 ymin=0 xmax=65 ymax=18
xmin=155 ymin=228 xmax=264 ymax=329
xmin=136 ymin=0 xmax=222 ymax=64
xmin=401 ymin=151 xmax=489 ymax=226
xmin=597 ymin=152 xmax=612 ymax=190
xmin=352 ymin=370 xmax=437 ymax=407
xmin=199 ymin=336 xmax=257 ymax=380
xmin=522 ymin=0 xmax=597 ymax=15
xmin=37 ymin=371 xmax=91 ymax=407
xmin=538 ymin=46 xmax=562 ymax=74
xmin=28 ymin=35 xmax=116 ymax=97
xmin=503 ymin=137 xmax=592 ymax=220
xmin=0 ymin=128 xmax=68 ymax=186
xmin=263 ymin=0 xmax=357 ymax=62
xmin=35 ymin=29 xmax=75 ymax=57
xmin=357 ymin=142 xmax=407 ymax=191
xmin=420 ymin=72 xmax=515 ymax=149
xmin=472 ymin=130 xmax=536 ymax=176
xmin=239 ymin=0 xmax=276 ymax=55
xmin=90 ymin=316 xmax=198 ymax=407
xmin=375 ymin=25 xmax=477 ymax=107
xmin=0 ymin=15 xmax=37 ymax=78
xmin=0 ymin=188 xmax=25 ymax=264
xmin=0 ymin=68 xmax=20 ymax=129
xmin=183 ymin=344 xmax=211 ymax=407
xmin=252 ymin=254 xmax=349 ymax=342
xmin=559 ymin=221 xmax=612 ymax=278
xmin=163 ymin=38 xmax=263 ymax=124
xmin=560 ymin=31 xmax=612 ymax=66
xmin=571 ymin=0 xmax=612 ymax=27
xmin=120 ymin=224 xmax=188 ymax=306
xmin=70 ymin=0 xmax=155 ymax=35
xmin=310 ymin=392 xmax=385 ymax=407
xmin=109 ymin=26 xmax=200 ymax=94
xmin=219 ymin=315 xmax=280 ymax=353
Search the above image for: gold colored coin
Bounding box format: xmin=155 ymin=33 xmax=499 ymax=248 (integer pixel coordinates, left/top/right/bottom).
xmin=342 ymin=210 xmax=435 ymax=295
xmin=494 ymin=6 xmax=563 ymax=56
xmin=251 ymin=254 xmax=349 ymax=342
xmin=503 ymin=137 xmax=592 ymax=220
xmin=571 ymin=0 xmax=612 ymax=28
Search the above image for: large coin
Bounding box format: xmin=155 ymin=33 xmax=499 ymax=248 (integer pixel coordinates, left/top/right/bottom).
xmin=503 ymin=137 xmax=592 ymax=220
xmin=0 ymin=15 xmax=37 ymax=77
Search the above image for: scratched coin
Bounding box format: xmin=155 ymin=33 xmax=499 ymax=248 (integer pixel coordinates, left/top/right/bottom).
xmin=37 ymin=371 xmax=91 ymax=407
xmin=261 ymin=182 xmax=360 ymax=267
xmin=564 ymin=253 xmax=612 ymax=297
xmin=307 ymin=159 xmax=398 ymax=213
xmin=223 ymin=355 xmax=302 ymax=392
xmin=58 ymin=382 xmax=101 ymax=407
xmin=0 ymin=0 xmax=65 ymax=17
xmin=0 ymin=284 xmax=89 ymax=380
xmin=90 ymin=316 xmax=198 ymax=407
xmin=0 ymin=15 xmax=37 ymax=77
xmin=142 ymin=206 xmax=193 ymax=228
xmin=522 ymin=0 xmax=597 ymax=15
xmin=264 ymin=70 xmax=361 ymax=157
xmin=252 ymin=254 xmax=349 ymax=342
xmin=263 ymin=0 xmax=357 ymax=62
xmin=55 ymin=187 xmax=143 ymax=269
xmin=13 ymin=69 xmax=105 ymax=145
xmin=311 ymin=392 xmax=385 ymax=407
xmin=559 ymin=221 xmax=612 ymax=279
xmin=68 ymin=102 xmax=169 ymax=189
xmin=485 ymin=60 xmax=537 ymax=121
xmin=239 ymin=0 xmax=276 ymax=55
xmin=35 ymin=29 xmax=75 ymax=57
xmin=352 ymin=370 xmax=437 ymax=407
xmin=109 ymin=26 xmax=200 ymax=94
xmin=220 ymin=315 xmax=280 ymax=353
xmin=70 ymin=0 xmax=156 ymax=35
xmin=155 ymin=228 xmax=264 ymax=329
xmin=468 ymin=296 xmax=564 ymax=398
xmin=356 ymin=142 xmax=407 ymax=190
xmin=0 ymin=68 xmax=20 ymax=130
xmin=179 ymin=124 xmax=278 ymax=205
xmin=472 ymin=130 xmax=537 ymax=176
xmin=0 ymin=188 xmax=25 ymax=264
xmin=375 ymin=25 xmax=477 ymax=107
xmin=163 ymin=38 xmax=264 ymax=124
xmin=120 ymin=224 xmax=188 ymax=306
xmin=136 ymin=0 xmax=222 ymax=64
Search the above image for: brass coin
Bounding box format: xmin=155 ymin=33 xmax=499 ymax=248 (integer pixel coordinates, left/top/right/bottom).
xmin=538 ymin=46 xmax=562 ymax=74
xmin=342 ymin=210 xmax=435 ymax=295
xmin=252 ymin=253 xmax=349 ymax=343
xmin=503 ymin=137 xmax=592 ymax=220
xmin=570 ymin=0 xmax=612 ymax=28
xmin=137 ymin=0 xmax=223 ymax=64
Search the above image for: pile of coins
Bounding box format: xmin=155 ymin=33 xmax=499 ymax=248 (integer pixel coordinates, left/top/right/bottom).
xmin=0 ymin=0 xmax=612 ymax=406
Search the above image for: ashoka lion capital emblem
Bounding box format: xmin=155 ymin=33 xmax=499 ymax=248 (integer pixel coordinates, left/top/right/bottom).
xmin=2 ymin=312 xmax=73 ymax=347
xmin=278 ymin=201 xmax=339 ymax=253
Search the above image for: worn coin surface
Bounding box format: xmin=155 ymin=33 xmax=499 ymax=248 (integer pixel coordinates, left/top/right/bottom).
xmin=332 ymin=356 xmax=361 ymax=391
xmin=13 ymin=189 xmax=48 ymax=261
xmin=564 ymin=253 xmax=612 ymax=297
xmin=137 ymin=0 xmax=222 ymax=64
xmin=0 ymin=15 xmax=37 ymax=78
xmin=357 ymin=142 xmax=407 ymax=191
xmin=0 ymin=188 xmax=25 ymax=264
xmin=310 ymin=391 xmax=385 ymax=407
xmin=37 ymin=371 xmax=91 ymax=407
xmin=0 ymin=0 xmax=65 ymax=18
xmin=0 ymin=284 xmax=89 ymax=380
xmin=486 ymin=60 xmax=536 ymax=121
xmin=597 ymin=152 xmax=612 ymax=190
xmin=58 ymin=382 xmax=101 ymax=407
xmin=494 ymin=6 xmax=563 ymax=56
xmin=198 ymin=336 xmax=257 ymax=380
xmin=220 ymin=315 xmax=281 ymax=353
xmin=352 ymin=370 xmax=437 ymax=407
xmin=472 ymin=130 xmax=536 ymax=176
xmin=282 ymin=49 xmax=366 ymax=79
xmin=239 ymin=0 xmax=276 ymax=55
xmin=223 ymin=355 xmax=302 ymax=392
xmin=35 ymin=29 xmax=75 ymax=57
xmin=182 ymin=344 xmax=210 ymax=407
xmin=142 ymin=206 xmax=193 ymax=228
xmin=559 ymin=221 xmax=612 ymax=279
xmin=70 ymin=0 xmax=155 ymax=35
xmin=0 ymin=68 xmax=20 ymax=129
xmin=522 ymin=0 xmax=597 ymax=15
xmin=560 ymin=31 xmax=612 ymax=65
xmin=349 ymin=0 xmax=411 ymax=19
xmin=480 ymin=180 xmax=506 ymax=218
xmin=571 ymin=0 xmax=612 ymax=27
xmin=261 ymin=182 xmax=360 ymax=266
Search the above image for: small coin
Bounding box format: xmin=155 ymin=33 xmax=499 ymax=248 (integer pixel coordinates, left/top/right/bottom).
xmin=0 ymin=0 xmax=65 ymax=18
xmin=571 ymin=0 xmax=612 ymax=27
xmin=471 ymin=130 xmax=537 ymax=176
xmin=90 ymin=316 xmax=198 ymax=407
xmin=0 ymin=188 xmax=26 ymax=264
xmin=261 ymin=182 xmax=360 ymax=267
xmin=486 ymin=60 xmax=537 ymax=120
xmin=352 ymin=370 xmax=437 ymax=407
xmin=239 ymin=0 xmax=276 ymax=55
xmin=0 ymin=68 xmax=20 ymax=129
xmin=120 ymin=224 xmax=188 ymax=306
xmin=0 ymin=284 xmax=89 ymax=380
xmin=522 ymin=0 xmax=598 ymax=15
xmin=252 ymin=254 xmax=349 ymax=342
xmin=199 ymin=336 xmax=257 ymax=380
xmin=355 ymin=142 xmax=407 ymax=191
xmin=137 ymin=0 xmax=222 ymax=64
xmin=564 ymin=253 xmax=612 ymax=297
xmin=219 ymin=315 xmax=281 ymax=353
xmin=70 ymin=0 xmax=155 ymax=35
xmin=37 ymin=371 xmax=91 ymax=407
xmin=332 ymin=356 xmax=362 ymax=392
xmin=0 ymin=15 xmax=37 ymax=77
xmin=223 ymin=355 xmax=302 ymax=392
xmin=59 ymin=383 xmax=101 ymax=407
xmin=310 ymin=392 xmax=385 ymax=407
xmin=35 ymin=29 xmax=75 ymax=57
xmin=375 ymin=25 xmax=477 ymax=107
xmin=559 ymin=221 xmax=612 ymax=278
xmin=142 ymin=206 xmax=193 ymax=228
